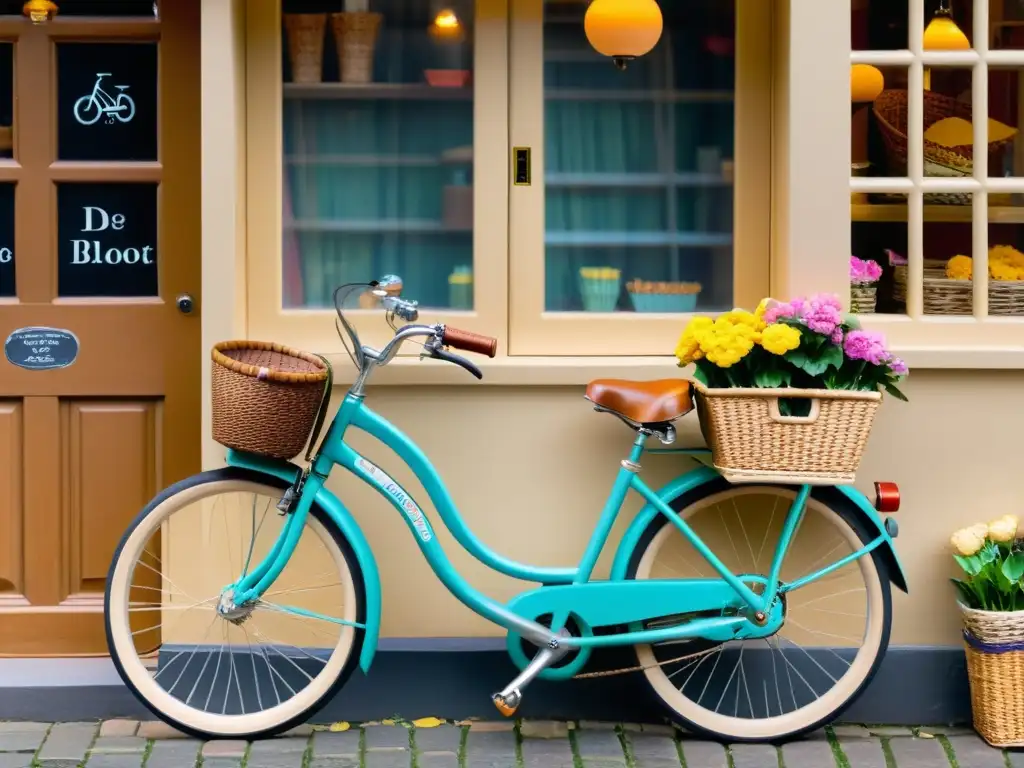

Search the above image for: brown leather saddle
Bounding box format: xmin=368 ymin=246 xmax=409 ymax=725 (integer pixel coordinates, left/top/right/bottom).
xmin=584 ymin=379 xmax=694 ymax=429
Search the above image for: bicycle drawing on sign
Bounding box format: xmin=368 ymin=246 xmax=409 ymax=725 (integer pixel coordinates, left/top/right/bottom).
xmin=74 ymin=73 xmax=136 ymax=126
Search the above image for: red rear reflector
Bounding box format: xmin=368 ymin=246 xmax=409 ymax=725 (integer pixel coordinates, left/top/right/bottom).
xmin=874 ymin=482 xmax=900 ymax=513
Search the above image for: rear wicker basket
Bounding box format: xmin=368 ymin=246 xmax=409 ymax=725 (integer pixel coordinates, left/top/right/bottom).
xmin=692 ymin=381 xmax=882 ymax=485
xmin=960 ymin=603 xmax=1024 ymax=747
xmin=211 ymin=341 xmax=331 ymax=460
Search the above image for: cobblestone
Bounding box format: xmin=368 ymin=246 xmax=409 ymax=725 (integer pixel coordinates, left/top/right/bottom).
xmin=0 ymin=719 xmax=1009 ymax=767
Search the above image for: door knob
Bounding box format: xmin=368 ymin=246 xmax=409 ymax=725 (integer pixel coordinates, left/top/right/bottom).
xmin=176 ymin=293 xmax=196 ymax=315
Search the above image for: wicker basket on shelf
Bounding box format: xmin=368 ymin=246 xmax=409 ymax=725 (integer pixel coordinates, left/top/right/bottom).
xmin=692 ymin=380 xmax=882 ymax=485
xmin=960 ymin=603 xmax=1024 ymax=747
xmin=211 ymin=341 xmax=332 ymax=460
xmin=894 ymin=265 xmax=1024 ymax=315
xmin=283 ymin=13 xmax=327 ymax=84
xmin=331 ymin=11 xmax=383 ymax=84
xmin=873 ymin=89 xmax=1015 ymax=205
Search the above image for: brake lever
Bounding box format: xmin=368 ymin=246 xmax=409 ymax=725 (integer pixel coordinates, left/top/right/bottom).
xmin=430 ymin=346 xmax=483 ymax=380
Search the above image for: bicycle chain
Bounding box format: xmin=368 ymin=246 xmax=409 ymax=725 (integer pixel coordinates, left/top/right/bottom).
xmin=572 ymin=645 xmax=719 ymax=679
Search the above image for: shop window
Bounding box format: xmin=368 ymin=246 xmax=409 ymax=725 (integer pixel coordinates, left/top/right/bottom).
xmin=508 ymin=0 xmax=770 ymax=354
xmin=248 ymin=0 xmax=771 ymax=356
xmin=57 ymin=43 xmax=159 ymax=162
xmin=851 ymin=0 xmax=1024 ymax=341
xmin=0 ymin=43 xmax=10 ymax=162
xmin=57 ymin=183 xmax=158 ymax=298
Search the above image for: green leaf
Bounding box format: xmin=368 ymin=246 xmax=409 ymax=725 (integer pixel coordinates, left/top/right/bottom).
xmin=1002 ymin=552 xmax=1024 ymax=582
xmin=692 ymin=365 xmax=709 ymax=386
xmin=978 ymin=543 xmax=998 ymax=565
xmin=950 ymin=578 xmax=977 ymax=607
xmin=955 ymin=554 xmax=982 ymax=576
xmin=843 ymin=313 xmax=863 ymax=330
xmin=753 ymin=368 xmax=790 ymax=388
xmin=883 ymin=381 xmax=909 ymax=401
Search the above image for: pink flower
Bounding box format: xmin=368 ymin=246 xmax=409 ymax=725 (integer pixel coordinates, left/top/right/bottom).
xmin=803 ymin=294 xmax=844 ymax=336
xmin=889 ymin=356 xmax=908 ymax=376
xmin=844 ymin=330 xmax=889 ymax=365
xmin=850 ymin=256 xmax=883 ymax=285
xmin=763 ymin=304 xmax=797 ymax=324
xmin=831 ymin=328 xmax=844 ymax=345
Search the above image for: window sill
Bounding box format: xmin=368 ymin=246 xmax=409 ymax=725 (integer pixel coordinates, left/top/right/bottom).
xmin=324 ymin=347 xmax=1024 ymax=387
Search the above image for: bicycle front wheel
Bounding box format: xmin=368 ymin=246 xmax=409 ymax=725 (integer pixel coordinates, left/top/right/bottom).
xmin=105 ymin=469 xmax=365 ymax=740
xmin=626 ymin=481 xmax=892 ymax=742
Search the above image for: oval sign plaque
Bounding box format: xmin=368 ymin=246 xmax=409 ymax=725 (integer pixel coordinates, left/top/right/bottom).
xmin=4 ymin=326 xmax=80 ymax=371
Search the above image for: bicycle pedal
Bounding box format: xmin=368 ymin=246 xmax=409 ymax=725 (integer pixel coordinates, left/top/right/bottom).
xmin=491 ymin=690 xmax=521 ymax=717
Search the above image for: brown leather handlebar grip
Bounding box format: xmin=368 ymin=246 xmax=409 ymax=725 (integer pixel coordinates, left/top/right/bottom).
xmin=442 ymin=326 xmax=498 ymax=358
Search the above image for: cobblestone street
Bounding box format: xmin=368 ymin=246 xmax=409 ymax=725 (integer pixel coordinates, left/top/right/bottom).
xmin=0 ymin=719 xmax=1017 ymax=768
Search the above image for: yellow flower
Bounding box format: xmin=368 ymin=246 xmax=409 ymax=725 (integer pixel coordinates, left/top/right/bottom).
xmin=674 ymin=316 xmax=712 ymax=366
xmin=755 ymin=298 xmax=770 ymax=320
xmin=721 ymin=309 xmax=763 ymax=332
xmin=991 ymin=261 xmax=1024 ymax=281
xmin=760 ymin=324 xmax=802 ymax=356
xmin=950 ymin=526 xmax=986 ymax=557
xmin=700 ymin=318 xmax=758 ymax=368
xmin=946 ymin=255 xmax=973 ymax=280
xmin=988 ymin=514 xmax=1019 ymax=543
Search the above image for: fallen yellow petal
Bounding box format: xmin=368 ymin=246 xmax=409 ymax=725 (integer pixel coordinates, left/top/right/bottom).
xmin=380 ymin=719 xmax=397 ymax=726
xmin=413 ymin=717 xmax=445 ymax=728
xmin=329 ymin=722 xmax=351 ymax=732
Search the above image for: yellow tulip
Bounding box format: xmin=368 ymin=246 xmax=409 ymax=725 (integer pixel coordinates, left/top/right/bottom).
xmin=988 ymin=514 xmax=1019 ymax=543
xmin=950 ymin=526 xmax=986 ymax=557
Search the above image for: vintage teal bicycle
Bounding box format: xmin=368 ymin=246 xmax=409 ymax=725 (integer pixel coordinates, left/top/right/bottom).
xmin=104 ymin=280 xmax=906 ymax=743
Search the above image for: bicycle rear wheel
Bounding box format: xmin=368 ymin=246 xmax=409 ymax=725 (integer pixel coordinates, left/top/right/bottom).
xmin=105 ymin=469 xmax=365 ymax=740
xmin=626 ymin=481 xmax=891 ymax=742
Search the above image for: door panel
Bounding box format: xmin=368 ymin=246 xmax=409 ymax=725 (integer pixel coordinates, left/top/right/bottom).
xmin=0 ymin=2 xmax=199 ymax=655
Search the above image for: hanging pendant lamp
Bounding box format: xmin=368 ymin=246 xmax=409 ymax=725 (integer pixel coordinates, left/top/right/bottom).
xmin=584 ymin=0 xmax=664 ymax=70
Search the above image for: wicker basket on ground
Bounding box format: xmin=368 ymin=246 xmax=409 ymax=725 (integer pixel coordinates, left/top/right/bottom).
xmin=873 ymin=89 xmax=1015 ymax=205
xmin=960 ymin=603 xmax=1024 ymax=747
xmin=211 ymin=341 xmax=332 ymax=460
xmin=692 ymin=380 xmax=882 ymax=486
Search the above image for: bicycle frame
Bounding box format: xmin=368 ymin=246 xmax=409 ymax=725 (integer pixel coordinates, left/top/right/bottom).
xmin=226 ymin=391 xmax=899 ymax=656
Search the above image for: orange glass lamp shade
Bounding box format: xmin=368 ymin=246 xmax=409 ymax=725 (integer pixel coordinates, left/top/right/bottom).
xmin=923 ymin=14 xmax=970 ymax=50
xmin=851 ymin=64 xmax=884 ymax=103
xmin=22 ymin=0 xmax=57 ymax=23
xmin=585 ymin=0 xmax=664 ymax=70
xmin=429 ymin=8 xmax=465 ymax=42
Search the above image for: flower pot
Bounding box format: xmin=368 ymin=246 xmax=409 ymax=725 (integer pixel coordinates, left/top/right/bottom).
xmin=578 ymin=273 xmax=621 ymax=312
xmin=850 ymin=283 xmax=877 ymax=314
xmin=960 ymin=603 xmax=1024 ymax=747
xmin=284 ymin=13 xmax=328 ymax=84
xmin=331 ymin=12 xmax=383 ymax=85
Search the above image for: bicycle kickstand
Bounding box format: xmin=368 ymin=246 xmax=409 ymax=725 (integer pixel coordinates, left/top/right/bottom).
xmin=491 ymin=640 xmax=568 ymax=717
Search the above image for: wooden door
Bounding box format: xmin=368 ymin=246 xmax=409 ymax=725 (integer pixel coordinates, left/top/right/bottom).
xmin=0 ymin=0 xmax=200 ymax=655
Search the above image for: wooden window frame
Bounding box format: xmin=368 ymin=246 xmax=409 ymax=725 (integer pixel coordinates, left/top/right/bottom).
xmin=246 ymin=0 xmax=509 ymax=355
xmin=507 ymin=0 xmax=773 ymax=356
xmin=785 ymin=0 xmax=1024 ymax=366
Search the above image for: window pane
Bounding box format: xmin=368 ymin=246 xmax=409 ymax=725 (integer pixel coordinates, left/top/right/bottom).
xmin=282 ymin=1 xmax=475 ymax=310
xmin=543 ymin=0 xmax=734 ymax=314
xmin=852 ymin=0 xmax=908 ymax=50
xmin=851 ymin=194 xmax=907 ymax=317
xmin=57 ymin=183 xmax=158 ymax=297
xmin=0 ymin=43 xmax=11 ymax=161
xmin=57 ymin=43 xmax=159 ymax=162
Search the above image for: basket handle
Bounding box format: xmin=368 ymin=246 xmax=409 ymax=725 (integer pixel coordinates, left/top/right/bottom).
xmin=767 ymin=398 xmax=822 ymax=425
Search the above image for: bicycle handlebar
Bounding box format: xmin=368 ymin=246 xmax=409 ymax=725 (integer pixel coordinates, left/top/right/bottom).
xmin=442 ymin=326 xmax=498 ymax=358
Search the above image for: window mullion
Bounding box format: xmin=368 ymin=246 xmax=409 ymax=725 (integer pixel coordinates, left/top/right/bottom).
xmin=974 ymin=0 xmax=990 ymax=320
xmin=906 ymin=0 xmax=925 ymax=320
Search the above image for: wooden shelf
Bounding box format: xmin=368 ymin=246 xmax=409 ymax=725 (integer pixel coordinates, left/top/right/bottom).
xmin=546 ymin=231 xmax=732 ymax=248
xmin=283 ymin=83 xmax=472 ymax=101
xmin=852 ymin=203 xmax=1024 ymax=223
xmin=545 ymin=89 xmax=733 ymax=103
xmin=287 ymin=219 xmax=471 ymax=234
xmin=547 ymin=172 xmax=731 ymax=188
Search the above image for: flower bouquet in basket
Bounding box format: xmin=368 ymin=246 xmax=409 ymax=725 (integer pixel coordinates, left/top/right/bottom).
xmin=850 ymin=256 xmax=883 ymax=314
xmin=949 ymin=515 xmax=1024 ymax=747
xmin=674 ymin=294 xmax=908 ymax=484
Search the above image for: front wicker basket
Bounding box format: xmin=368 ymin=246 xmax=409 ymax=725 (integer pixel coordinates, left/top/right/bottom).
xmin=960 ymin=603 xmax=1024 ymax=747
xmin=211 ymin=341 xmax=330 ymax=460
xmin=692 ymin=381 xmax=882 ymax=485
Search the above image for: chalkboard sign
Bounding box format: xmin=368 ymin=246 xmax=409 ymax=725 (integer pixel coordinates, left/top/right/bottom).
xmin=4 ymin=327 xmax=80 ymax=371
xmin=0 ymin=43 xmax=11 ymax=161
xmin=58 ymin=183 xmax=158 ymax=298
xmin=57 ymin=43 xmax=158 ymax=162
xmin=0 ymin=184 xmax=12 ymax=298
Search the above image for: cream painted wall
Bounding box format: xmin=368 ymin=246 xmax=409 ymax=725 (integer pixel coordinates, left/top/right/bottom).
xmin=180 ymin=372 xmax=1022 ymax=647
